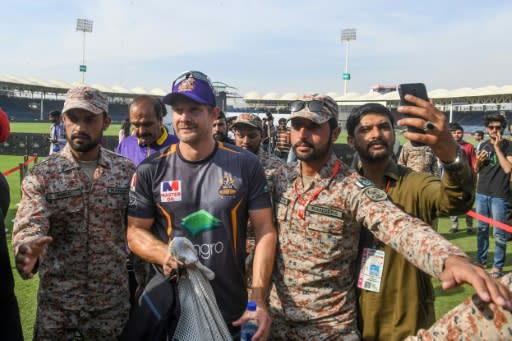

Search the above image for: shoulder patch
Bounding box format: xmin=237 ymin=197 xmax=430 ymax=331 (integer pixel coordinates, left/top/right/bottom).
xmin=364 ymin=187 xmax=388 ymax=202
xmin=355 ymin=177 xmax=374 ymax=189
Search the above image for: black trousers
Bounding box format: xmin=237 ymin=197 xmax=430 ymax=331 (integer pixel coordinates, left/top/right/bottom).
xmin=0 ymin=294 xmax=24 ymax=341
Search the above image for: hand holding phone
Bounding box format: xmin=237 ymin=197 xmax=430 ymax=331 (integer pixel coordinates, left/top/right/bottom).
xmin=398 ymin=83 xmax=429 ymax=147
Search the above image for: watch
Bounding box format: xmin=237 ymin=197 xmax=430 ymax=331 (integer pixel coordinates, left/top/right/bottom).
xmin=441 ymin=147 xmax=465 ymax=171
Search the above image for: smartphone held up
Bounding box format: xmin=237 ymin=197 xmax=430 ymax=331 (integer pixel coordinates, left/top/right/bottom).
xmin=398 ymin=83 xmax=429 ymax=147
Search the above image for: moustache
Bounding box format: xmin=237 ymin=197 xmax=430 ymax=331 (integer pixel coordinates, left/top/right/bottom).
xmin=293 ymin=140 xmax=314 ymax=149
xmin=137 ymin=132 xmax=152 ymax=139
xmin=367 ymin=140 xmax=388 ymax=148
xmin=71 ymin=133 xmax=91 ymax=140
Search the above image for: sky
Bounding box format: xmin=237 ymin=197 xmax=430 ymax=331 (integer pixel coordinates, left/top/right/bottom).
xmin=1 ymin=0 xmax=512 ymax=98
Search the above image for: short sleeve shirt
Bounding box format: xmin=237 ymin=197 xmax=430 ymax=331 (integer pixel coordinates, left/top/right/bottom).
xmin=477 ymin=139 xmax=512 ymax=198
xmin=128 ymin=142 xmax=271 ymax=323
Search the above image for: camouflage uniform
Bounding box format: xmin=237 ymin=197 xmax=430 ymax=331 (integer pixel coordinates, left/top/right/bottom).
xmin=257 ymin=147 xmax=285 ymax=196
xmin=246 ymin=148 xmax=284 ymax=280
xmin=269 ymin=152 xmax=467 ymax=340
xmin=398 ymin=141 xmax=440 ymax=176
xmin=12 ymin=144 xmax=135 ymax=340
xmin=406 ymin=272 xmax=512 ymax=340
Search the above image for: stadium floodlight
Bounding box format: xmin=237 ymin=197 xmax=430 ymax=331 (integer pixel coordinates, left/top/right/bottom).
xmin=340 ymin=28 xmax=356 ymax=96
xmin=76 ymin=18 xmax=93 ymax=83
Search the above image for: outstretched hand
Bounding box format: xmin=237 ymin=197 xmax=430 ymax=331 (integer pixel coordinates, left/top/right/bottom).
xmin=440 ymin=255 xmax=512 ymax=311
xmin=15 ymin=236 xmax=53 ymax=279
xmin=397 ymin=94 xmax=458 ymax=163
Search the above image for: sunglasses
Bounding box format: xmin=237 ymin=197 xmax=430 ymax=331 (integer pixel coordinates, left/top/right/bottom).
xmin=172 ymin=70 xmax=214 ymax=90
xmin=487 ymin=125 xmax=503 ymax=130
xmin=289 ymin=100 xmax=324 ymax=113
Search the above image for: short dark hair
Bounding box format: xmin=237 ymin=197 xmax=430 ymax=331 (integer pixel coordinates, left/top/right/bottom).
xmin=474 ymin=130 xmax=484 ymax=136
xmin=484 ymin=112 xmax=506 ymax=128
xmin=346 ymin=103 xmax=394 ymax=137
xmin=129 ymin=95 xmax=165 ymax=120
xmin=449 ymin=122 xmax=463 ymax=133
xmin=217 ymin=110 xmax=226 ymax=120
xmin=49 ymin=110 xmax=61 ymax=117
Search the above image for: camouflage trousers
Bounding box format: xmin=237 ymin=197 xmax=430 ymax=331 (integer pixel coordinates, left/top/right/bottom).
xmin=406 ymin=273 xmax=512 ymax=341
xmin=269 ymin=314 xmax=360 ymax=341
xmin=33 ymin=301 xmax=129 ymax=341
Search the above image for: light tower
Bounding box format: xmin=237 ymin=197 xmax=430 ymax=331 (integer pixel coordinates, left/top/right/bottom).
xmin=76 ymin=18 xmax=93 ymax=84
xmin=340 ymin=28 xmax=356 ymax=96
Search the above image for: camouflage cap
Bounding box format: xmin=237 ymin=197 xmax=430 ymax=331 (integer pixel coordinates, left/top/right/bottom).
xmin=288 ymin=94 xmax=338 ymax=124
xmin=232 ymin=113 xmax=263 ymax=130
xmin=62 ymin=86 xmax=109 ymax=115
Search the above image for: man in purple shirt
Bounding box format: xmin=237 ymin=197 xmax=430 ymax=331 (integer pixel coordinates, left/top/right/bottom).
xmin=116 ymin=95 xmax=178 ymax=309
xmin=116 ymin=95 xmax=178 ymax=166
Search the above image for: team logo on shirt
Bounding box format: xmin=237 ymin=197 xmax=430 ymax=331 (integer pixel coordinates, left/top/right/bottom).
xmin=218 ymin=173 xmax=237 ymax=197
xmin=160 ymin=180 xmax=182 ymax=202
xmin=181 ymin=209 xmax=221 ymax=236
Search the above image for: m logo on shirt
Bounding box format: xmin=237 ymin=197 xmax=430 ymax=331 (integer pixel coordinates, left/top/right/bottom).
xmin=161 ymin=180 xmax=182 ymax=202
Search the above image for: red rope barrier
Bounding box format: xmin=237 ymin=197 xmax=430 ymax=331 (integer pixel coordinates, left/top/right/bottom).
xmin=466 ymin=210 xmax=512 ymax=234
xmin=2 ymin=156 xmax=38 ymax=176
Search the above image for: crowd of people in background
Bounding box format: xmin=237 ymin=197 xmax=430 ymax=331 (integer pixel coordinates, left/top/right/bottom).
xmin=3 ymin=72 xmax=512 ymax=340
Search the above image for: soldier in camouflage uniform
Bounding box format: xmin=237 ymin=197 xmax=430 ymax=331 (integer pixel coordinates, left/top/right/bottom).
xmin=231 ymin=113 xmax=284 ymax=186
xmin=346 ymin=101 xmax=474 ymax=340
xmin=398 ymin=140 xmax=440 ymax=176
xmin=231 ymin=113 xmax=284 ymax=282
xmin=13 ymin=86 xmax=135 ymax=340
xmin=269 ymin=94 xmax=512 ymax=340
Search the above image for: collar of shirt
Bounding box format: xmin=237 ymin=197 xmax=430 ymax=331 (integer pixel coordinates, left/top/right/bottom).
xmin=60 ymin=144 xmax=111 ymax=172
xmin=293 ymin=152 xmax=341 ymax=191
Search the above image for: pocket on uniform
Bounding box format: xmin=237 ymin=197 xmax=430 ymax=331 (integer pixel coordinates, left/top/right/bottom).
xmin=49 ymin=189 xmax=84 ymax=218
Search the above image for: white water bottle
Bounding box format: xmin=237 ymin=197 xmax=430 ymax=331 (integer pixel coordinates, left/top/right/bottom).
xmin=240 ymin=300 xmax=258 ymax=341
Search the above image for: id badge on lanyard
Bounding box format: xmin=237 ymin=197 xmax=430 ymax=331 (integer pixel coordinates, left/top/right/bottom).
xmin=357 ymin=247 xmax=385 ymax=293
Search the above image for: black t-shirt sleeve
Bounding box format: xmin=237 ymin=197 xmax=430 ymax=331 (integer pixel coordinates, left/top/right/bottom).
xmin=128 ymin=162 xmax=157 ymax=218
xmin=245 ymin=156 xmax=272 ymax=211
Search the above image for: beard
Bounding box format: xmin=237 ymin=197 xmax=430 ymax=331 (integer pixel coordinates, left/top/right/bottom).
xmin=293 ymin=138 xmax=332 ymax=162
xmin=68 ymin=133 xmax=101 ymax=153
xmin=356 ymin=139 xmax=393 ymax=162
xmin=213 ymin=132 xmax=227 ymax=142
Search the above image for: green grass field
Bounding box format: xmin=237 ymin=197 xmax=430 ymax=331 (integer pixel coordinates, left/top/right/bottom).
xmin=0 ymin=133 xmax=503 ymax=339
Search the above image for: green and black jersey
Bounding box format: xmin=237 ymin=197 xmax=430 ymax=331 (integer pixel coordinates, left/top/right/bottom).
xmin=128 ymin=142 xmax=271 ymax=324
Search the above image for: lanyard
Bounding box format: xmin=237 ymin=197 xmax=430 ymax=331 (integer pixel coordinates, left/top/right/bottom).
xmin=384 ymin=178 xmax=392 ymax=193
xmin=294 ymin=159 xmax=341 ymax=219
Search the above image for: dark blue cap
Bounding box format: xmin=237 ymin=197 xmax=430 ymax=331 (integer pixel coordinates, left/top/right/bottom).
xmin=162 ymin=71 xmax=216 ymax=107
